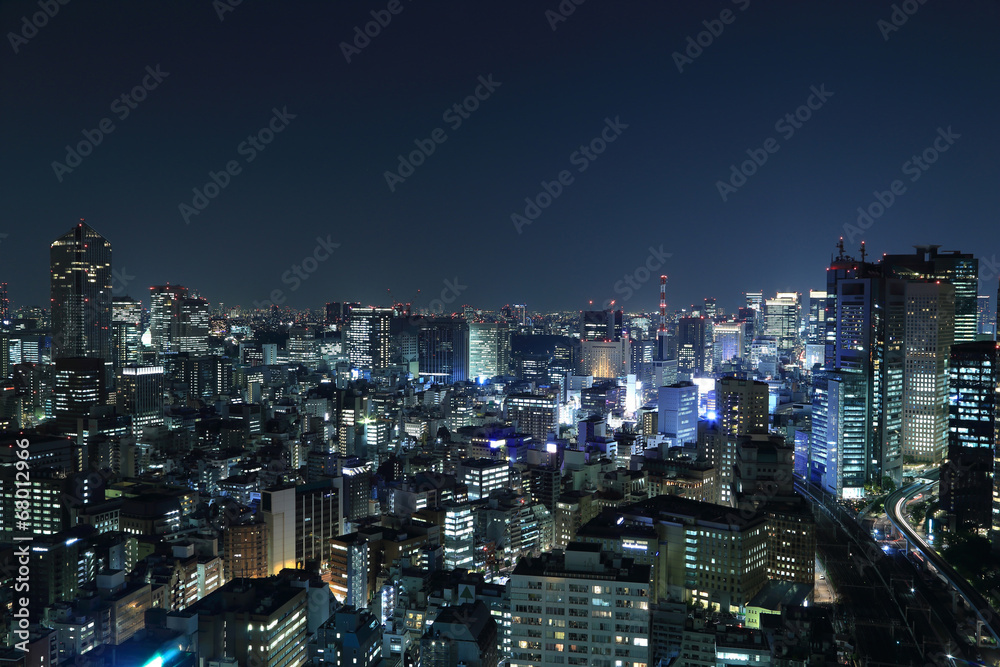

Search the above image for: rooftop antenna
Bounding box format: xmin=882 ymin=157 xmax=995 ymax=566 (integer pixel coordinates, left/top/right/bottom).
xmin=859 ymin=241 xmax=867 ymax=263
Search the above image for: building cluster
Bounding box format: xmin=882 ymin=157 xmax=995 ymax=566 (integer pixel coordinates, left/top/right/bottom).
xmin=0 ymin=223 xmax=994 ymax=665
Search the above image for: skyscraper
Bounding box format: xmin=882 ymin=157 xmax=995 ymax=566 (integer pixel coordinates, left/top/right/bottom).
xmin=902 ymin=280 xmax=955 ymax=463
xmin=418 ymin=318 xmax=470 ymax=384
xmin=468 ymin=321 xmax=509 ymax=379
xmin=111 ymin=296 xmax=143 ymax=367
xmin=883 ymin=245 xmax=978 ymax=344
xmin=148 ymin=284 xmax=188 ymax=353
xmin=979 ymin=295 xmax=995 ymax=337
xmin=764 ymin=292 xmax=801 ymax=355
xmin=50 ymin=221 xmax=113 ymax=366
xmin=941 ymin=341 xmax=996 ymax=530
xmin=346 ymin=307 xmax=394 ymax=372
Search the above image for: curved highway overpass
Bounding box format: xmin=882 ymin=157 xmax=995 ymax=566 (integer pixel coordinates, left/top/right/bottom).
xmin=885 ymin=470 xmax=1000 ymax=645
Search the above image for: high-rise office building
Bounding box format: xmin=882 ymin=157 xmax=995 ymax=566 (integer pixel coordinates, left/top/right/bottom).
xmin=0 ymin=282 xmax=9 ymax=324
xmin=418 ymin=318 xmax=469 ymax=384
xmin=716 ymin=376 xmax=769 ymax=505
xmin=979 ymin=295 xmax=996 ymax=337
xmin=580 ymin=338 xmax=629 ymax=380
xmin=469 ymin=321 xmax=509 ymax=379
xmin=902 ymin=280 xmax=955 ymax=463
xmin=346 ymin=307 xmax=394 ymax=371
xmin=116 ymin=365 xmax=164 ymax=428
xmin=764 ymin=292 xmax=801 ymax=355
xmin=111 ymin=296 xmax=143 ymax=366
xmin=506 ymin=393 xmax=557 ymax=442
xmin=50 ymin=222 xmax=113 ymax=370
xmin=443 ymin=502 xmax=475 ymax=570
xmin=658 ymin=381 xmax=698 ymax=447
xmin=883 ymin=245 xmax=978 ymax=344
xmin=807 ymin=290 xmax=827 ymax=344
xmin=53 ymin=357 xmax=106 ymax=435
xmin=712 ymin=321 xmax=744 ymax=369
xmin=148 ymin=284 xmax=187 ymax=353
xmin=174 ymin=295 xmax=210 ymax=354
xmin=677 ymin=316 xmax=707 ymax=377
xmin=941 ymin=341 xmax=996 ymax=530
xmin=509 ymin=543 xmax=651 ymax=667
xmin=810 ymin=369 xmax=868 ymax=498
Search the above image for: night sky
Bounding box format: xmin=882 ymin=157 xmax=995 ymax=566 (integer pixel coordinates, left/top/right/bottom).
xmin=2 ymin=0 xmax=998 ymax=315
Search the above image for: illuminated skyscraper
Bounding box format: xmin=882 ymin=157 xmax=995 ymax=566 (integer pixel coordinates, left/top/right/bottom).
xmin=148 ymin=284 xmax=188 ymax=353
xmin=883 ymin=245 xmax=977 ymax=344
xmin=764 ymin=292 xmax=801 ymax=355
xmin=50 ymin=221 xmax=113 ymax=366
xmin=346 ymin=307 xmax=394 ymax=371
xmin=469 ymin=321 xmax=509 ymax=379
xmin=712 ymin=321 xmax=744 ymax=369
xmin=940 ymin=341 xmax=996 ymax=531
xmin=979 ymin=295 xmax=995 ymax=337
xmin=112 ymin=296 xmax=143 ymax=366
xmin=902 ymin=280 xmax=955 ymax=463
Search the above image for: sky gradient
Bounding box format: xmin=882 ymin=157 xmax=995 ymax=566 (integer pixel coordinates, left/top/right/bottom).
xmin=2 ymin=0 xmax=998 ymax=315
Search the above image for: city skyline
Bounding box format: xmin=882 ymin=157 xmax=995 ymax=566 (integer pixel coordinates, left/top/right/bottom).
xmin=2 ymin=1 xmax=999 ymax=312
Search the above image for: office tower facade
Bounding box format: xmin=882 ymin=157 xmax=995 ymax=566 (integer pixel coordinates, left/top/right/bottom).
xmin=677 ymin=316 xmax=707 ymax=376
xmin=940 ymin=341 xmax=997 ymax=530
xmin=658 ymin=381 xmax=698 ymax=447
xmin=222 ymin=519 xmax=269 ymax=580
xmin=421 ymin=602 xmax=499 ymax=667
xmin=712 ymin=321 xmax=744 ymax=369
xmin=458 ymin=458 xmax=510 ymax=501
xmin=509 ymin=544 xmax=651 ymax=667
xmin=716 ymin=377 xmax=769 ymax=505
xmin=883 ymin=245 xmax=978 ymax=344
xmin=346 ymin=307 xmax=394 ymax=371
xmin=50 ymin=222 xmax=113 ymax=367
xmin=764 ymin=292 xmax=801 ymax=355
xmin=111 ymin=296 xmax=143 ymax=366
xmin=979 ymin=295 xmax=996 ymax=337
xmin=807 ymin=290 xmax=827 ymax=344
xmin=418 ymin=318 xmax=470 ymax=384
xmin=174 ymin=295 xmax=210 ymax=354
xmin=902 ymin=281 xmax=955 ymax=463
xmin=810 ymin=369 xmax=868 ymax=498
xmin=469 ymin=321 xmax=509 ymax=379
xmin=580 ymin=338 xmax=628 ymax=380
xmin=580 ymin=308 xmax=622 ymax=341
xmin=53 ymin=357 xmax=106 ymax=434
xmin=506 ymin=393 xmax=557 ymax=442
xmin=188 ymin=579 xmax=308 ymax=667
xmin=148 ymin=284 xmax=188 ymax=353
xmin=443 ymin=502 xmax=475 ymax=569
xmin=116 ymin=365 xmax=164 ymax=428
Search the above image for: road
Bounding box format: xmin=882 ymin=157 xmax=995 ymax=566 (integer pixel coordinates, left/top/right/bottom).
xmin=885 ymin=470 xmax=1000 ymax=652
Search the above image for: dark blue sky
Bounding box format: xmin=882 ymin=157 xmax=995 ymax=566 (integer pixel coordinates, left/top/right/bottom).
xmin=2 ymin=0 xmax=998 ymax=314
